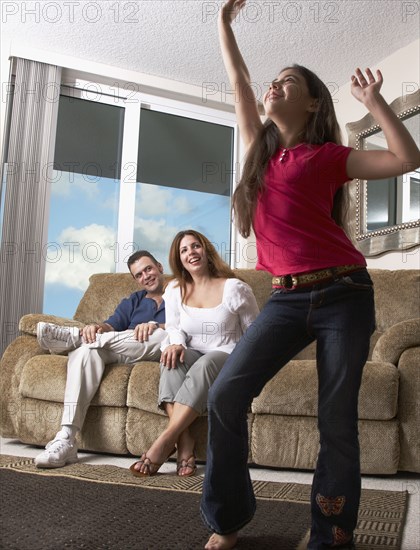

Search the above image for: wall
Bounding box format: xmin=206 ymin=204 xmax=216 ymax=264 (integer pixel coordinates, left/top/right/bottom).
xmin=335 ymin=39 xmax=420 ymax=270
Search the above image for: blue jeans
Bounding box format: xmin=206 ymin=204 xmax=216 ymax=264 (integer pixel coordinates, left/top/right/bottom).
xmin=200 ymin=269 xmax=375 ymax=549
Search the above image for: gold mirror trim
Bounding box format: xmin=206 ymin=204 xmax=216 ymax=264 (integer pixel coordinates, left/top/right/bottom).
xmin=345 ymin=90 xmax=420 ymax=257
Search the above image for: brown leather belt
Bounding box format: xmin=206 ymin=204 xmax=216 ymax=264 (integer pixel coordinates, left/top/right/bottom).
xmin=272 ymin=264 xmax=365 ymax=290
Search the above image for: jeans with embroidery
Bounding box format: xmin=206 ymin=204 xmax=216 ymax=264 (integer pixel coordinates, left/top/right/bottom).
xmin=200 ymin=269 xmax=375 ymax=548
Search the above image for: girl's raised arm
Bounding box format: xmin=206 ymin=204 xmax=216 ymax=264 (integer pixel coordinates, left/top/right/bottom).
xmin=218 ymin=0 xmax=263 ymax=149
xmin=346 ymin=68 xmax=420 ymax=180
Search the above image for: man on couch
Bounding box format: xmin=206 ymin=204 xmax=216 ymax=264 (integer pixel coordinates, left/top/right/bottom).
xmin=34 ymin=250 xmax=166 ymax=468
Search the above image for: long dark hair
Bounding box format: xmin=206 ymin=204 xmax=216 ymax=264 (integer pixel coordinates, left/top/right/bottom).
xmin=232 ymin=64 xmax=347 ymax=238
xmin=168 ymin=230 xmax=236 ymax=299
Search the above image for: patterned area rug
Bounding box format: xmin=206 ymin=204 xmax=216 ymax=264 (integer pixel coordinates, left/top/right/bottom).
xmin=0 ymin=455 xmax=407 ymax=549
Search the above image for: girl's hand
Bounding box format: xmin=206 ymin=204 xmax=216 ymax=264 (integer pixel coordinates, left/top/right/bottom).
xmin=160 ymin=344 xmax=185 ymax=369
xmin=220 ymin=0 xmax=246 ymax=25
xmin=351 ymin=68 xmax=383 ymax=105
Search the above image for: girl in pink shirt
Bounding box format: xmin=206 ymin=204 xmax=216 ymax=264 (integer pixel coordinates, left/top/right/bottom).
xmin=201 ymin=1 xmax=420 ymax=549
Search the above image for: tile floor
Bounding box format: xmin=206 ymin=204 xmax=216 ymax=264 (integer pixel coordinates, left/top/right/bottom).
xmin=1 ymin=437 xmax=419 ymax=549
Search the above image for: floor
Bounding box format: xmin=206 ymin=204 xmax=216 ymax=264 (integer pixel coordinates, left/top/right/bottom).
xmin=1 ymin=437 xmax=419 ymax=549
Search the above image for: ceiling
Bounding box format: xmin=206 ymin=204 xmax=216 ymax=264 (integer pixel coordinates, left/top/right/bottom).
xmin=1 ymin=0 xmax=419 ymax=93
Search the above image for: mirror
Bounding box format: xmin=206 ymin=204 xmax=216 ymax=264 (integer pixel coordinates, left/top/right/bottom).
xmin=345 ymin=90 xmax=420 ymax=256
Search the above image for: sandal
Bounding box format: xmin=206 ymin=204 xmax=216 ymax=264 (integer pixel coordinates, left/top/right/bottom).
xmin=176 ymin=454 xmax=197 ymax=477
xmin=129 ymin=448 xmax=176 ymax=478
xmin=130 ymin=452 xmax=163 ymax=477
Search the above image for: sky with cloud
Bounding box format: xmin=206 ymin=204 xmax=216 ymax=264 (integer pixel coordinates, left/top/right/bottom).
xmin=44 ymin=172 xmax=230 ymax=318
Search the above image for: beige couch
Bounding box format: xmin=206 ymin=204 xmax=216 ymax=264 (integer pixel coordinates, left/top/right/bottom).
xmin=1 ymin=269 xmax=419 ymax=474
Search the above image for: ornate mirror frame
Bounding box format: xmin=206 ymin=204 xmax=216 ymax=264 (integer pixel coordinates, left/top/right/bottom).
xmin=345 ymin=89 xmax=420 ymax=256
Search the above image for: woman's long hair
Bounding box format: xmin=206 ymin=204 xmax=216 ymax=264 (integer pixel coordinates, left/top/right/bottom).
xmin=232 ymin=64 xmax=347 ymax=238
xmin=169 ymin=230 xmax=236 ymax=299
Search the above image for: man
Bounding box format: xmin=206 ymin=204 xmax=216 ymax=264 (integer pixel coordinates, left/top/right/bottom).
xmin=34 ymin=250 xmax=166 ymax=469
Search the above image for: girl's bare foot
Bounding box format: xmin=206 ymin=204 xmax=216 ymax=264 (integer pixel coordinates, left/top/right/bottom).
xmin=204 ymin=532 xmax=238 ymax=549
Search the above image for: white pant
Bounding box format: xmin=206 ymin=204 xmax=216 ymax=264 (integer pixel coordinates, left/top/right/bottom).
xmin=61 ymin=329 xmax=166 ymax=429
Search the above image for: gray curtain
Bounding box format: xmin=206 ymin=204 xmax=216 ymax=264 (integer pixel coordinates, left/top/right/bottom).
xmin=0 ymin=58 xmax=61 ymax=356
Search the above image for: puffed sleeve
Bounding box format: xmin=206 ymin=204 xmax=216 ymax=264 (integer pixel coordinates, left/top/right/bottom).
xmin=160 ymin=280 xmax=188 ymax=351
xmin=224 ymin=278 xmax=260 ymax=334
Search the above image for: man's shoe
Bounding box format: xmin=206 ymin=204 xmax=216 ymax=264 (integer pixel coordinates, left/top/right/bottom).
xmin=37 ymin=322 xmax=81 ymax=354
xmin=34 ymin=432 xmax=78 ymax=468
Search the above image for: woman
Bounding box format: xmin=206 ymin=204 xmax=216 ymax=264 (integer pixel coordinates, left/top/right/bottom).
xmin=130 ymin=229 xmax=259 ymax=477
xmin=201 ymin=1 xmax=420 ymax=549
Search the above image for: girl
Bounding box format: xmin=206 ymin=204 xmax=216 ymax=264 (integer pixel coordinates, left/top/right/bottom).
xmin=201 ymin=1 xmax=420 ymax=548
xmin=130 ymin=230 xmax=259 ymax=477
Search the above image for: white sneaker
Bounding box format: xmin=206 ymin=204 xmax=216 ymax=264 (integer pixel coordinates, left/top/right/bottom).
xmin=34 ymin=432 xmax=78 ymax=468
xmin=37 ymin=322 xmax=81 ymax=354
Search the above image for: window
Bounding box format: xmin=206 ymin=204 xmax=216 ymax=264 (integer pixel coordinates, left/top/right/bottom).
xmin=134 ymin=107 xmax=234 ymax=270
xmin=44 ymin=91 xmax=125 ymax=317
xmin=42 ymin=82 xmax=236 ymax=317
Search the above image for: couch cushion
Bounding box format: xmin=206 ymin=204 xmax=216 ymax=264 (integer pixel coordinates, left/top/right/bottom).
xmin=78 ymin=405 xmax=129 ymax=454
xmin=369 ymin=269 xmax=420 ymax=333
xmin=251 ymin=415 xmax=399 ymax=474
xmin=397 ymin=347 xmax=420 ymax=472
xmin=358 ymin=362 xmax=399 ymax=420
xmin=19 ymin=314 xmax=84 ymax=336
xmin=126 ymin=408 xmax=211 ymax=460
xmin=17 ymin=397 xmax=129 ymax=454
xmin=19 ymin=355 xmax=132 ymax=407
xmin=251 ymin=360 xmax=398 ymax=420
xmin=73 ymin=273 xmax=141 ymax=325
xmin=127 ymin=362 xmax=166 ymax=415
xmin=19 ymin=355 xmax=68 ymax=402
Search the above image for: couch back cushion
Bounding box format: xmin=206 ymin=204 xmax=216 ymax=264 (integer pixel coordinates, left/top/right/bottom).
xmin=73 ymin=269 xmax=273 ymax=325
xmin=369 ymin=269 xmax=419 ymax=331
xmin=73 ymin=269 xmax=419 ymax=360
xmin=74 ymin=273 xmax=141 ymax=324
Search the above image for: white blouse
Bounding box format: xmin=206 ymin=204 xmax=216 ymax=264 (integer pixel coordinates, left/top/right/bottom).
xmin=161 ymin=278 xmax=259 ymax=354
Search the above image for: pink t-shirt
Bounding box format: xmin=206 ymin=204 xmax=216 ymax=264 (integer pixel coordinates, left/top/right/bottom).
xmin=253 ymin=142 xmax=366 ymax=276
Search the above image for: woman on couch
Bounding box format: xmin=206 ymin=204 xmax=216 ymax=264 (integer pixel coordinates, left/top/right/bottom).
xmin=130 ymin=229 xmax=259 ymax=477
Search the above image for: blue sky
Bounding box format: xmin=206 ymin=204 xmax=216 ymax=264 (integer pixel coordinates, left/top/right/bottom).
xmin=43 ymin=171 xmax=230 ymax=319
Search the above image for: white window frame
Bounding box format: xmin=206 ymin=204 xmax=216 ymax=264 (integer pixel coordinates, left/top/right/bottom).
xmin=62 ymin=77 xmax=239 ymax=272
xmin=57 ymin=82 xmax=140 ymax=273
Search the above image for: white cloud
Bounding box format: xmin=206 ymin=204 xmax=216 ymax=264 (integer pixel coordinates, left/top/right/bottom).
xmin=174 ymin=195 xmax=192 ymax=214
xmin=132 ymin=185 xmax=193 ymax=269
xmin=44 ymin=224 xmax=117 ymax=290
xmin=50 ymin=170 xmax=100 ymax=199
xmin=133 ymin=217 xmax=179 ymax=270
xmin=135 ymin=183 xmax=193 ymax=217
xmin=135 ymin=184 xmax=172 ymax=216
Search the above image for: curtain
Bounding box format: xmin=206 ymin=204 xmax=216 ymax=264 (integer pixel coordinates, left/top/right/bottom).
xmin=0 ymin=58 xmax=61 ymax=356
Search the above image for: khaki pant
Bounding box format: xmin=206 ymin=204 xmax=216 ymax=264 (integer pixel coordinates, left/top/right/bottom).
xmin=62 ymin=329 xmax=166 ymax=429
xmin=158 ymin=349 xmax=229 ymax=415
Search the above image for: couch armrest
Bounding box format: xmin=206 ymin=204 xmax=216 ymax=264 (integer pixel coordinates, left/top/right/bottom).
xmin=19 ymin=314 xmax=84 ymax=336
xmin=397 ymin=346 xmax=420 ymax=472
xmin=0 ymin=335 xmax=47 ymax=437
xmin=372 ymin=318 xmax=420 ymax=365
